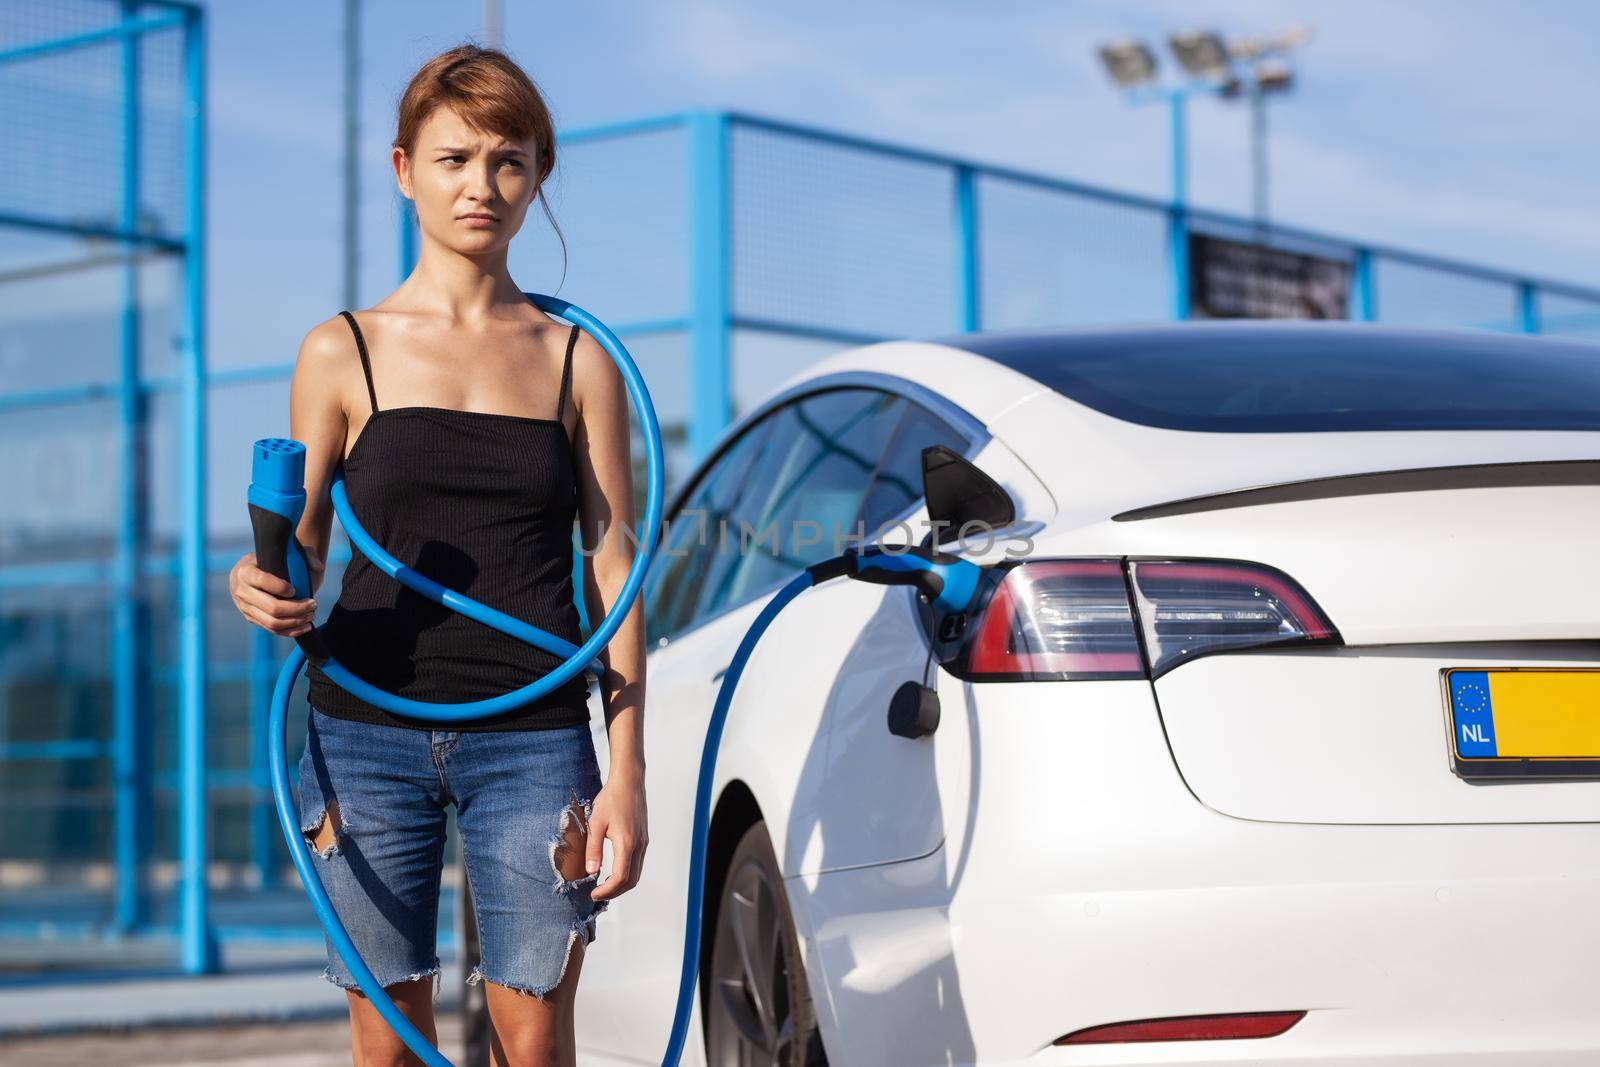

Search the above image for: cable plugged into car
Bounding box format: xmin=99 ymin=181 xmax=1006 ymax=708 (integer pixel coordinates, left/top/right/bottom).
xmin=805 ymin=540 xmax=987 ymax=741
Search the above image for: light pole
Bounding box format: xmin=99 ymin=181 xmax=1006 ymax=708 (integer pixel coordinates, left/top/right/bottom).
xmin=1095 ymin=39 xmax=1228 ymax=319
xmin=1097 ymin=25 xmax=1312 ymax=232
xmin=483 ymin=0 xmax=502 ymax=48
xmin=1094 ymin=39 xmax=1209 ymax=211
xmin=342 ymin=0 xmax=360 ymax=313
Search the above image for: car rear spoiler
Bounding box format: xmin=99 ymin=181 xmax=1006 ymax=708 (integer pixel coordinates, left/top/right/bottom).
xmin=1111 ymin=458 xmax=1600 ymax=522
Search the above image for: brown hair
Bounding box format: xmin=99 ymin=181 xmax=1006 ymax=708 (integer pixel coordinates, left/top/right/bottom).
xmin=394 ymin=43 xmax=567 ymax=284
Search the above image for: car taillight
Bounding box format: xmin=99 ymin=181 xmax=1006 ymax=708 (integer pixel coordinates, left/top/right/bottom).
xmin=1053 ymin=1010 xmax=1306 ymax=1045
xmin=947 ymin=557 xmax=1339 ymax=681
xmin=957 ymin=559 xmax=1145 ymax=680
xmin=1128 ymin=558 xmax=1340 ymax=679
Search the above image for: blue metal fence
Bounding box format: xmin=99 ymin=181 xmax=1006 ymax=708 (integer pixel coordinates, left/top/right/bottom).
xmin=1 ymin=0 xmax=211 ymax=975
xmin=4 ymin=32 xmax=1600 ymax=980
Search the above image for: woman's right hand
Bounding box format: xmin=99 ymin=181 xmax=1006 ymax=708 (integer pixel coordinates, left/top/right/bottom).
xmin=229 ymin=552 xmax=318 ymax=636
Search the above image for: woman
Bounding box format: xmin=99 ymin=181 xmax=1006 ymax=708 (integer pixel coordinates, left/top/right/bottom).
xmin=227 ymin=43 xmax=648 ymax=1067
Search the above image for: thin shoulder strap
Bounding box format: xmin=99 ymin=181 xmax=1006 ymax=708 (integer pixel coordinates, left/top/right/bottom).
xmin=557 ymin=322 xmax=578 ymax=421
xmin=339 ymin=310 xmax=379 ymax=414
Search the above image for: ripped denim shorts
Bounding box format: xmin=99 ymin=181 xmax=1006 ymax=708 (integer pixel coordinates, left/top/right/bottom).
xmin=295 ymin=704 xmax=608 ymax=1001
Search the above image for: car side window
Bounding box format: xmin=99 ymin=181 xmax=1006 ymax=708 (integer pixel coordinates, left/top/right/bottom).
xmin=703 ymin=388 xmax=904 ymax=615
xmin=643 ymin=414 xmax=776 ymax=645
xmin=857 ymin=401 xmax=969 ymax=540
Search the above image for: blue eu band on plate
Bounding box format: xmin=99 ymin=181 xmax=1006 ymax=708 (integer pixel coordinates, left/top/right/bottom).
xmin=1445 ymin=668 xmax=1600 ymax=780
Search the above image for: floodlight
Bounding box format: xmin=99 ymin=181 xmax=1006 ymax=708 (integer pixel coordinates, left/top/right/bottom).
xmin=1096 ymin=39 xmax=1158 ymax=88
xmin=1275 ymin=23 xmax=1314 ymax=51
xmin=1168 ymin=30 xmax=1229 ymax=78
xmin=1255 ymin=57 xmax=1293 ymax=92
xmin=1231 ymin=24 xmax=1313 ymax=62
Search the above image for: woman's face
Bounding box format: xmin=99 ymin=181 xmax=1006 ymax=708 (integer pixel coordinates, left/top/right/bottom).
xmin=393 ymin=104 xmax=540 ymax=255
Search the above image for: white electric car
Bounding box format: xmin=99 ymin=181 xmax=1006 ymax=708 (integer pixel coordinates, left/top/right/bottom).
xmin=576 ymin=321 xmax=1600 ymax=1066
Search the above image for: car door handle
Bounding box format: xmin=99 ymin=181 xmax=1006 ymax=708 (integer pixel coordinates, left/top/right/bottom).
xmin=711 ymin=663 xmax=730 ymax=683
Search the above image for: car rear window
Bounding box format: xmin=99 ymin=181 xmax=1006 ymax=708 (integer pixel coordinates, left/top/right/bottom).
xmin=952 ymin=327 xmax=1600 ymax=432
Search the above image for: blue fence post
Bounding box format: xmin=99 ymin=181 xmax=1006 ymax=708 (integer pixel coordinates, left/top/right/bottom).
xmin=1169 ymin=206 xmax=1190 ymax=321
xmin=111 ymin=0 xmax=150 ymax=937
xmin=249 ymin=627 xmax=276 ymax=888
xmin=1352 ymin=248 xmax=1376 ymax=322
xmin=1517 ymin=282 xmax=1539 ymax=333
xmin=687 ymin=111 xmax=731 ymax=465
xmin=1167 ymin=91 xmax=1190 ymax=321
xmin=398 ymin=198 xmax=417 ymax=279
xmin=954 ymin=164 xmax=979 ymax=332
xmin=179 ymin=3 xmax=218 ymax=975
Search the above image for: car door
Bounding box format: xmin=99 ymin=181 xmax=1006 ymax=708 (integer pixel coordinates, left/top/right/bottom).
xmin=579 ymin=409 xmax=777 ymax=1052
xmin=596 ymin=386 xmax=917 ymax=1051
xmin=694 ymin=391 xmax=981 ymax=877
xmin=810 ymin=399 xmax=979 ymax=869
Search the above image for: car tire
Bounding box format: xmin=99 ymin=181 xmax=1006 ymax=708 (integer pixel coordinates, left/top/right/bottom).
xmin=706 ymin=820 xmax=828 ymax=1065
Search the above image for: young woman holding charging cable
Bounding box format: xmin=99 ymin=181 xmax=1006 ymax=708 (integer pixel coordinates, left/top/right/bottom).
xmin=227 ymin=43 xmax=647 ymax=1067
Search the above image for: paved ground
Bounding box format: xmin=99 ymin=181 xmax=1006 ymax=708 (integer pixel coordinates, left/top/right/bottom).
xmin=0 ymin=862 xmax=480 ymax=1060
xmin=0 ymin=885 xmax=483 ymax=1061
xmin=2 ymin=1016 xmax=467 ymax=1066
xmin=0 ymin=940 xmax=466 ymax=1040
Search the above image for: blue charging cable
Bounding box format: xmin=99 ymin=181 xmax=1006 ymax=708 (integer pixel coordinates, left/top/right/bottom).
xmin=249 ymin=293 xmax=983 ymax=1066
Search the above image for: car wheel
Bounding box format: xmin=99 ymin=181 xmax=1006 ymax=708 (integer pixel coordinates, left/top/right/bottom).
xmin=706 ymin=820 xmax=828 ymax=1066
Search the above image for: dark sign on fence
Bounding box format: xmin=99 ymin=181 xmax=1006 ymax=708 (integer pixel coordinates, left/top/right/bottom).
xmin=1189 ymin=233 xmax=1349 ymax=319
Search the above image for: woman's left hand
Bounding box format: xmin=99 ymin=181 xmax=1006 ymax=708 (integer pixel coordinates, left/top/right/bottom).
xmin=587 ymin=772 xmax=647 ymax=902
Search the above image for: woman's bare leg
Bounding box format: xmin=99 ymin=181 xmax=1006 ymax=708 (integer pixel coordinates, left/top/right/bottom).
xmin=484 ymin=796 xmax=592 ymax=1067
xmin=345 ymin=978 xmax=439 ymax=1067
xmin=308 ymin=802 xmax=440 ymax=1065
xmin=484 ymin=939 xmax=585 ymax=1067
xmin=345 ymin=992 xmax=366 ymax=1067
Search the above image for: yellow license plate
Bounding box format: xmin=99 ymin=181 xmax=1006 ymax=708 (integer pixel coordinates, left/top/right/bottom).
xmin=1444 ymin=668 xmax=1600 ymax=780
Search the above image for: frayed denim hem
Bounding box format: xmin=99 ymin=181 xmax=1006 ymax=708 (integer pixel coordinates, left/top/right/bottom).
xmin=463 ymin=910 xmax=604 ymax=1002
xmin=321 ymin=960 xmax=442 ymax=1001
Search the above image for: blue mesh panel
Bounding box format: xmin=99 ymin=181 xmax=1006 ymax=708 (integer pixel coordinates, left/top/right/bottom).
xmin=731 ymin=124 xmax=956 ymax=339
xmin=979 ymin=175 xmax=1169 ymax=328
xmin=1540 ymin=292 xmax=1600 ymax=341
xmin=1375 ymin=258 xmax=1519 ymax=332
xmin=0 ymin=397 xmax=120 ymax=565
xmin=511 ymin=127 xmax=690 ymax=326
xmin=0 ymin=1 xmax=186 ymax=240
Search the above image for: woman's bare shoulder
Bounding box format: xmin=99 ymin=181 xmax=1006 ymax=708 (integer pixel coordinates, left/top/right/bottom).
xmin=286 ymin=313 xmax=370 ymax=426
xmin=566 ymin=323 xmax=621 ymax=414
xmin=294 ymin=313 xmax=363 ymax=380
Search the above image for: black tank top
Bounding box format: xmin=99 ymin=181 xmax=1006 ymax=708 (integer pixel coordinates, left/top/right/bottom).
xmin=305 ymin=310 xmax=592 ymax=732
